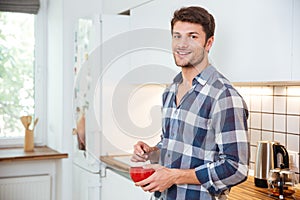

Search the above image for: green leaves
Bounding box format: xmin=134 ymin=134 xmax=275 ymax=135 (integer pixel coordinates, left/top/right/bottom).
xmin=0 ymin=12 xmax=34 ymax=136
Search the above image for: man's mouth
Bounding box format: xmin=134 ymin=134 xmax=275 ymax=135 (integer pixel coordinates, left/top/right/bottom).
xmin=176 ymin=51 xmax=191 ymax=56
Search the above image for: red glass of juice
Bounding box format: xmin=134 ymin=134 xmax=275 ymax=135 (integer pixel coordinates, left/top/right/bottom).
xmin=129 ymin=167 xmax=155 ymax=182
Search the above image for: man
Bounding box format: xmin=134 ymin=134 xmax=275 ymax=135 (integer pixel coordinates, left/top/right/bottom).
xmin=131 ymin=6 xmax=249 ymax=200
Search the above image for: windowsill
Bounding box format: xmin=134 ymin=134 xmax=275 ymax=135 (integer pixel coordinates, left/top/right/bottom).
xmin=0 ymin=146 xmax=68 ymax=162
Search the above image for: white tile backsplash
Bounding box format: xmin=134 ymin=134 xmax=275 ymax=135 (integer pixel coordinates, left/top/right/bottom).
xmin=262 ymin=113 xmax=273 ymax=130
xmin=274 ymin=132 xmax=286 ymax=145
xmin=250 ymin=95 xmax=261 ymax=112
xmin=238 ymin=85 xmax=300 ymax=173
xmin=287 ymin=86 xmax=300 ymax=96
xmin=261 ymin=96 xmax=273 ymax=112
xmin=262 ymin=131 xmax=273 ymax=141
xmin=274 ymin=114 xmax=286 ymax=132
xmin=287 ymin=134 xmax=300 ymax=152
xmin=250 ymin=129 xmax=261 ymax=145
xmin=261 ymin=86 xmax=273 ymax=95
xmin=287 ymin=96 xmax=300 ymax=115
xmin=274 ymin=86 xmax=287 ymax=95
xmin=274 ymin=96 xmax=286 ymax=114
xmin=250 ymin=112 xmax=261 ymax=129
xmin=250 ymin=146 xmax=257 ymax=163
xmin=286 ymin=115 xmax=300 ymax=134
xmin=250 ymin=86 xmax=263 ymax=95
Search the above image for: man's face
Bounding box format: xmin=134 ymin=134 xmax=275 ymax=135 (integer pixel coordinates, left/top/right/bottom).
xmin=172 ymin=21 xmax=211 ymax=68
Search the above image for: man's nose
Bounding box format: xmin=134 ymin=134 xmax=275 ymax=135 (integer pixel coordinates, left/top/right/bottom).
xmin=176 ymin=37 xmax=189 ymax=48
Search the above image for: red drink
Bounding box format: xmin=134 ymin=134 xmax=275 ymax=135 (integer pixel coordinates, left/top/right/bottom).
xmin=129 ymin=167 xmax=155 ymax=182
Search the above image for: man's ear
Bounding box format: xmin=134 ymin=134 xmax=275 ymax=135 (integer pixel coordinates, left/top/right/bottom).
xmin=205 ymin=36 xmax=214 ymax=52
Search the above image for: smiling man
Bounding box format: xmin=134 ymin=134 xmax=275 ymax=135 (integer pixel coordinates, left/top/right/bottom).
xmin=131 ymin=6 xmax=250 ymax=200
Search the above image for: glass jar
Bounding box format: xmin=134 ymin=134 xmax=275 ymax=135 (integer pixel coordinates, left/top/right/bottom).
xmin=268 ymin=168 xmax=298 ymax=199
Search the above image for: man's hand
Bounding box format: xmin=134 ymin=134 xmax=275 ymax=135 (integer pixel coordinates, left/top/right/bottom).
xmin=135 ymin=164 xmax=178 ymax=192
xmin=131 ymin=141 xmax=159 ymax=162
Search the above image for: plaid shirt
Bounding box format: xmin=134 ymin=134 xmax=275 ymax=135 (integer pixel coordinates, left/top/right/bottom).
xmin=154 ymin=65 xmax=249 ymax=200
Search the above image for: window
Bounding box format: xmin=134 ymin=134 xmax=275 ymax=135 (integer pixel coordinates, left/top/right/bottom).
xmin=0 ymin=0 xmax=47 ymax=147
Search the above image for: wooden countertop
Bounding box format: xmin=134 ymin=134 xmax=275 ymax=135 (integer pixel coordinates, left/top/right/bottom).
xmin=100 ymin=155 xmax=300 ymax=200
xmin=0 ymin=146 xmax=68 ymax=162
xmin=100 ymin=154 xmax=131 ymax=172
xmin=229 ymin=176 xmax=300 ymax=200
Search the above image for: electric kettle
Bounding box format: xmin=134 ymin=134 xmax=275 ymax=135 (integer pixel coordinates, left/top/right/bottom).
xmin=254 ymin=141 xmax=289 ymax=188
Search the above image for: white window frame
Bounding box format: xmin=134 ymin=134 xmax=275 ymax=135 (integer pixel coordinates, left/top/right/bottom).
xmin=0 ymin=0 xmax=48 ymax=147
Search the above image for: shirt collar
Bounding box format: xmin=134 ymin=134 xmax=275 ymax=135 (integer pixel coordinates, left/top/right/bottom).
xmin=173 ymin=65 xmax=216 ymax=86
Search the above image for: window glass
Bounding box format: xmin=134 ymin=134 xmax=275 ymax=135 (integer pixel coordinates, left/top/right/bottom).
xmin=0 ymin=12 xmax=35 ymax=139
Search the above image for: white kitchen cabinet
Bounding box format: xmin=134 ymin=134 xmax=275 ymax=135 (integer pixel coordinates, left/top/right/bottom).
xmin=129 ymin=0 xmax=181 ymax=85
xmin=101 ymin=168 xmax=152 ymax=200
xmin=102 ymin=0 xmax=154 ymax=14
xmin=131 ymin=0 xmax=181 ymax=30
xmin=131 ymin=0 xmax=296 ymax=82
xmin=72 ymin=163 xmax=100 ymax=200
xmin=292 ymin=0 xmax=300 ymax=80
xmin=207 ymin=0 xmax=294 ymax=82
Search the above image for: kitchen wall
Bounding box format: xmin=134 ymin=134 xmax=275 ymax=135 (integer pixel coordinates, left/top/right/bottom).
xmin=236 ymin=84 xmax=300 ymax=175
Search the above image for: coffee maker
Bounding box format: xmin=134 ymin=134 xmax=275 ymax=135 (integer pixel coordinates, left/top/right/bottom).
xmin=254 ymin=141 xmax=289 ymax=188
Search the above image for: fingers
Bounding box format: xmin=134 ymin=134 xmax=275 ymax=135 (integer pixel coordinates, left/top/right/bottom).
xmin=130 ymin=153 xmax=148 ymax=162
xmin=136 ymin=177 xmax=162 ymax=193
xmin=135 ymin=176 xmax=153 ymax=189
xmin=134 ymin=141 xmax=149 ymax=154
xmin=131 ymin=141 xmax=152 ymax=162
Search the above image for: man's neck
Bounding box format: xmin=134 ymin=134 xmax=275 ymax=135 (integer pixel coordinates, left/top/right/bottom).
xmin=180 ymin=59 xmax=209 ymax=87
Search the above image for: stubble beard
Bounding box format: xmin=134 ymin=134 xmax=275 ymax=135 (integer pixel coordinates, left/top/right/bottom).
xmin=173 ymin=48 xmax=205 ymax=69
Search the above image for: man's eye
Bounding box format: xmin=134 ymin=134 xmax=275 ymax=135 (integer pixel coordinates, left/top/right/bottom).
xmin=173 ymin=35 xmax=181 ymax=39
xmin=190 ymin=35 xmax=198 ymax=39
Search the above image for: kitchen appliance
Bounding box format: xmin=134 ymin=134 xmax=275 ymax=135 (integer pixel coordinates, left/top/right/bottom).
xmin=267 ymin=168 xmax=298 ymax=199
xmin=254 ymin=141 xmax=289 ymax=188
xmin=72 ymin=12 xmax=178 ymax=200
xmin=72 ymin=14 xmax=130 ymax=200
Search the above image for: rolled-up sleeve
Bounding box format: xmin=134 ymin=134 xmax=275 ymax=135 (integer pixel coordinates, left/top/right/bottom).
xmin=195 ymin=88 xmax=250 ymax=195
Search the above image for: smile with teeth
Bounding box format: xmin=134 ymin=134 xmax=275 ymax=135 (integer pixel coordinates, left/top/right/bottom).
xmin=176 ymin=51 xmax=191 ymax=55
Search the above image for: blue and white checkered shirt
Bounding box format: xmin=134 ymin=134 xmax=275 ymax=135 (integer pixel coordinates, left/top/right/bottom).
xmin=154 ymin=65 xmax=249 ymax=200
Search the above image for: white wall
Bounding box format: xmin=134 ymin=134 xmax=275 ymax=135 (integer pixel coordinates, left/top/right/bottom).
xmin=47 ymin=0 xmax=102 ymax=199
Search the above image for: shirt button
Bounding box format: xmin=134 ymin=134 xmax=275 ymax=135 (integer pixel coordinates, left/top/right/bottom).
xmin=174 ymin=110 xmax=178 ymax=114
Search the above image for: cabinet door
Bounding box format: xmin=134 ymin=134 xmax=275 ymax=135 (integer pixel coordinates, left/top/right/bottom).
xmin=195 ymin=0 xmax=293 ymax=82
xmin=130 ymin=0 xmax=181 ymax=83
xmin=131 ymin=0 xmax=294 ymax=82
xmin=73 ymin=164 xmax=101 ymax=200
xmin=292 ymin=0 xmax=300 ymax=80
xmin=101 ymin=169 xmax=152 ymax=200
xmin=131 ymin=0 xmax=181 ymax=30
xmin=102 ymin=0 xmax=154 ymax=14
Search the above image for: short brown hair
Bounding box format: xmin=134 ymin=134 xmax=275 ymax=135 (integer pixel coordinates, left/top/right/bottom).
xmin=171 ymin=6 xmax=215 ymax=42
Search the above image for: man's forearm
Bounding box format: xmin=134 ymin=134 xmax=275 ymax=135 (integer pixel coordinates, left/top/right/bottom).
xmin=173 ymin=168 xmax=200 ymax=185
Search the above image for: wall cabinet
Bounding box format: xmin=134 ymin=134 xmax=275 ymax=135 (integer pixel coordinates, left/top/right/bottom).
xmin=101 ymin=168 xmax=152 ymax=200
xmin=102 ymin=0 xmax=154 ymax=14
xmin=130 ymin=0 xmax=298 ymax=82
xmin=200 ymin=0 xmax=294 ymax=82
